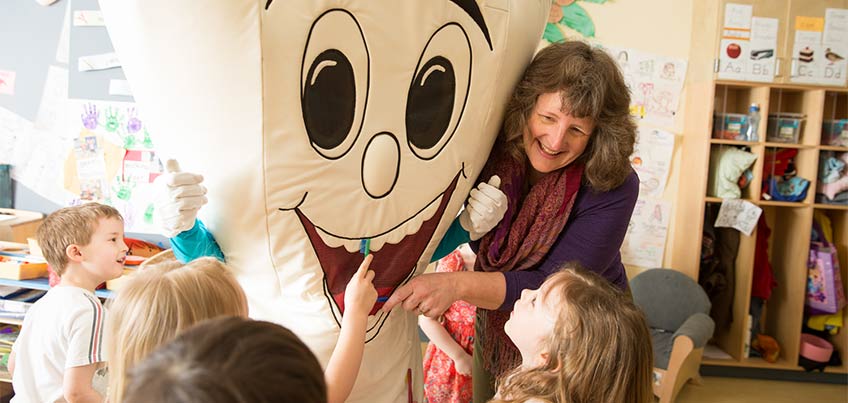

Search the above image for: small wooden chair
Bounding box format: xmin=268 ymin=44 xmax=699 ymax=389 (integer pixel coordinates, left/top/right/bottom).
xmin=630 ymin=268 xmax=715 ymax=403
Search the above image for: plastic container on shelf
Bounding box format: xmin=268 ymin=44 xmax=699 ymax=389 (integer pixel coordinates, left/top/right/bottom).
xmin=745 ymin=103 xmax=760 ymax=142
xmin=766 ymin=113 xmax=805 ymax=144
xmin=822 ymin=119 xmax=848 ymax=147
xmin=713 ymin=113 xmax=749 ymax=140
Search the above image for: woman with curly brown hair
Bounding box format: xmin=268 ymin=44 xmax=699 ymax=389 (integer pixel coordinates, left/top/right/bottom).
xmin=383 ymin=40 xmax=639 ymax=402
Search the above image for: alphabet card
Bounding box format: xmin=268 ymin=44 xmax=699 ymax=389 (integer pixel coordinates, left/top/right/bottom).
xmin=717 ymin=4 xmax=778 ymax=83
xmin=791 ymin=10 xmax=847 ymax=86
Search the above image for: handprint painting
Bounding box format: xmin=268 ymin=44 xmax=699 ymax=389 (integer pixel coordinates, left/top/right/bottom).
xmin=100 ymin=1 xmax=548 ymax=401
xmin=66 ymin=100 xmax=163 ymax=232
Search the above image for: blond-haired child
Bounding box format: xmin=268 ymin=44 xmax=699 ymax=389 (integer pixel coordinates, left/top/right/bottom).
xmin=107 ymin=254 xmax=377 ymax=403
xmin=492 ymin=267 xmax=654 ymax=403
xmin=106 ymin=256 xmax=248 ymax=402
xmin=10 ymin=203 xmax=128 ymax=402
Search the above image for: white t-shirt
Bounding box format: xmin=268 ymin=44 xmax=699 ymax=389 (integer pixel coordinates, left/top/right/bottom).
xmin=11 ymin=286 xmax=107 ymax=403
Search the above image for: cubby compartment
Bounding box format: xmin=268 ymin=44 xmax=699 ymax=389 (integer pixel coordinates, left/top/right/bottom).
xmin=816 ymin=150 xmax=848 ymax=206
xmin=760 ymin=147 xmax=816 ymax=205
xmin=822 ymin=92 xmax=848 ymax=148
xmin=752 ymin=206 xmax=813 ymax=368
xmin=811 ymin=208 xmax=848 ymax=373
xmin=700 ymin=203 xmax=758 ymax=363
xmin=708 ymin=144 xmax=760 ymax=201
xmin=767 ymin=88 xmax=825 ymax=147
xmin=713 ymin=85 xmax=769 ymax=142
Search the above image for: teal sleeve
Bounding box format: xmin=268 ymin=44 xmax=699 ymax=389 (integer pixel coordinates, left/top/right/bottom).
xmin=430 ymin=217 xmax=471 ymax=263
xmin=170 ymin=219 xmax=225 ymax=263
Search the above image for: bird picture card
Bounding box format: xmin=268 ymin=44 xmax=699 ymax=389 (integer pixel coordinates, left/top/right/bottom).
xmin=792 ymin=10 xmax=848 ymax=87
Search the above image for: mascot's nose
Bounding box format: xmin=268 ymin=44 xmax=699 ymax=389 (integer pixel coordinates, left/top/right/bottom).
xmin=361 ymin=132 xmax=400 ymax=199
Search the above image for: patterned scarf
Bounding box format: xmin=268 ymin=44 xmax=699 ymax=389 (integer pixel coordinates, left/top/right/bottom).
xmin=474 ymin=148 xmax=583 ymax=377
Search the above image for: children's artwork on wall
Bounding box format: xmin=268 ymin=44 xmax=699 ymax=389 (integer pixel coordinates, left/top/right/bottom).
xmin=630 ymin=125 xmax=674 ymax=198
xmin=604 ymin=46 xmax=687 ymax=130
xmin=8 ymin=122 xmax=76 ymax=206
xmin=543 ymin=0 xmax=607 ymax=44
xmin=621 ymin=198 xmax=670 ymax=268
xmin=0 ymin=66 xmax=77 ymax=206
xmin=63 ymin=99 xmax=163 ymax=233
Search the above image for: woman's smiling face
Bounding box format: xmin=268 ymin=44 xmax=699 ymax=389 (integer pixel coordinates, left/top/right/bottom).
xmin=522 ymin=91 xmax=594 ymax=176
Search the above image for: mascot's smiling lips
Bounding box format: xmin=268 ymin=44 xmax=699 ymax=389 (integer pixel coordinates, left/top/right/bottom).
xmin=291 ymin=170 xmax=461 ymax=316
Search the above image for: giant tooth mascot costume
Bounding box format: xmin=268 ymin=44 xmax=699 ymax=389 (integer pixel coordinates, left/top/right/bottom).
xmin=99 ymin=1 xmax=548 ymax=401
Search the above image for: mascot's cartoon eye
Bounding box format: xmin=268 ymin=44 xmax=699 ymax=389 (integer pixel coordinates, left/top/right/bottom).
xmin=303 ymin=50 xmax=355 ymax=151
xmin=407 ymin=57 xmax=455 ymax=151
xmin=406 ymin=23 xmax=471 ymax=160
xmin=301 ymin=9 xmax=369 ymax=160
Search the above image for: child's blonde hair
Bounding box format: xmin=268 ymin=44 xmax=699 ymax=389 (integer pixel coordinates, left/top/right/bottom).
xmin=36 ymin=202 xmax=123 ymax=276
xmin=106 ymin=257 xmax=248 ymax=402
xmin=494 ymin=267 xmax=654 ymax=403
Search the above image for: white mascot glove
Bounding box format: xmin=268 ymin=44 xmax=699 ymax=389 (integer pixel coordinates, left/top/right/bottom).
xmin=154 ymin=159 xmax=208 ymax=238
xmin=458 ymin=175 xmax=508 ymax=241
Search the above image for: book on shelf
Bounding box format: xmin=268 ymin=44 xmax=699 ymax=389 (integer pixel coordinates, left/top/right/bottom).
xmin=0 ymin=286 xmax=21 ymax=298
xmin=0 ymin=327 xmax=18 ymax=347
xmin=0 ymin=288 xmax=46 ymax=321
xmin=4 ymin=289 xmax=45 ymax=304
xmin=0 ymin=312 xmax=24 ymax=322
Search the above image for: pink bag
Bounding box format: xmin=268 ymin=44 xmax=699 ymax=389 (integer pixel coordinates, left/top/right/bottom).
xmin=806 ymin=242 xmax=847 ymax=314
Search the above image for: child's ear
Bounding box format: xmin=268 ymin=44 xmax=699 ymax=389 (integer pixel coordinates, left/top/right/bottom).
xmin=539 ymin=352 xmax=563 ymax=372
xmin=66 ymin=244 xmax=84 ymax=263
xmin=535 ymin=351 xmax=551 ymax=367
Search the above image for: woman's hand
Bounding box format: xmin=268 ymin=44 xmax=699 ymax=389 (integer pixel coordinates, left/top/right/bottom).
xmin=459 ymin=175 xmax=508 ymax=241
xmin=153 ymin=159 xmax=208 ymax=238
xmin=382 ymin=272 xmax=459 ymax=318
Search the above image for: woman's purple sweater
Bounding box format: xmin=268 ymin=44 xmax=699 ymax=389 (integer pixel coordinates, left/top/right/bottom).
xmin=490 ymin=170 xmax=640 ymax=311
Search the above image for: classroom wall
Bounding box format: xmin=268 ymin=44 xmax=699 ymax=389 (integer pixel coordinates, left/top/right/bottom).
xmin=585 ymin=0 xmax=695 ymax=60
xmin=8 ymin=0 xmax=130 ymax=215
xmin=4 ymin=0 xmax=165 ymax=244
xmin=580 ymin=0 xmax=696 ymax=277
xmin=7 ymin=0 xmax=696 ymax=255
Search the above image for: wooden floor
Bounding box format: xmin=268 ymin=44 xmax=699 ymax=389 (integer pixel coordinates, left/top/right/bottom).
xmin=419 ymin=343 xmax=847 ymax=402
xmin=675 ymin=376 xmax=847 ymax=403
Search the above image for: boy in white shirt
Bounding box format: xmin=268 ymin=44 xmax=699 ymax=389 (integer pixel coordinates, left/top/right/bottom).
xmin=9 ymin=203 xmax=128 ymax=402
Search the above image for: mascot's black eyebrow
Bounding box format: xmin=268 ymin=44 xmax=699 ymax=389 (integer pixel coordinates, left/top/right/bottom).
xmin=265 ymin=0 xmax=493 ymax=50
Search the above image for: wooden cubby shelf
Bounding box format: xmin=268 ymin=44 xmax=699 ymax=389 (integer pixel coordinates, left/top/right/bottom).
xmin=671 ymin=0 xmax=848 ymax=376
xmin=710 ymin=139 xmax=759 ymax=146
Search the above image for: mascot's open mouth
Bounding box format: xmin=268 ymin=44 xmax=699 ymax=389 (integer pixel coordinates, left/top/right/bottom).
xmin=293 ymin=170 xmax=461 ymax=317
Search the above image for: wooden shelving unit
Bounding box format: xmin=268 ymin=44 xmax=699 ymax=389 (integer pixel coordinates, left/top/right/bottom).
xmin=670 ymin=0 xmax=848 ymax=375
xmin=0 ymin=278 xmax=113 ymax=300
xmin=698 ymin=83 xmax=848 ymax=373
xmin=0 ymin=279 xmax=114 ymax=388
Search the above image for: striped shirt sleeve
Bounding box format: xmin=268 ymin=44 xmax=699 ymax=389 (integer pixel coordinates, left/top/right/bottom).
xmin=65 ymin=292 xmax=106 ymax=368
